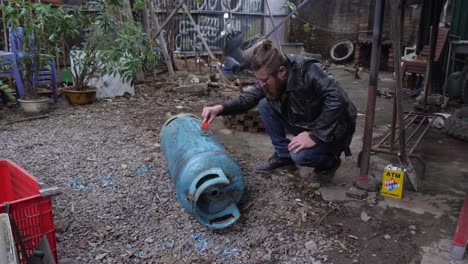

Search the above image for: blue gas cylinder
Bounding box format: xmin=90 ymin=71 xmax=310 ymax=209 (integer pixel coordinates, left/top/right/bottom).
xmin=160 ymin=113 xmax=245 ymax=229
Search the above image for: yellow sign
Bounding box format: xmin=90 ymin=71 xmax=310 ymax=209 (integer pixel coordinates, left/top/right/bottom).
xmin=381 ymin=165 xmax=405 ymax=199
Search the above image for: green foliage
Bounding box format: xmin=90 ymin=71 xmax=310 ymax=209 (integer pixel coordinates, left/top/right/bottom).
xmin=64 ymin=0 xmax=158 ymax=90
xmin=303 ymin=23 xmax=311 ymax=33
xmin=0 ymin=80 xmax=15 ymax=102
xmin=132 ymin=0 xmax=145 ymax=10
xmin=282 ymin=1 xmax=297 ymax=19
xmin=1 ymin=0 xmax=158 ymax=95
xmin=1 ymin=1 xmax=79 ymax=98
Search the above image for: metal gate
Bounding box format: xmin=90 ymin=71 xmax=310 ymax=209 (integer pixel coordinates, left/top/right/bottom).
xmin=154 ymin=0 xmax=264 ymax=52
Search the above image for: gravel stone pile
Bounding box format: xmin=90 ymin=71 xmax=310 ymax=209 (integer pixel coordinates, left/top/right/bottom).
xmin=0 ymin=84 xmax=349 ymax=263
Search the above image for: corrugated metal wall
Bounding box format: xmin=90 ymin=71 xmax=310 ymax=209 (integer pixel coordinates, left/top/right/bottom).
xmin=154 ymin=0 xmax=264 ymax=52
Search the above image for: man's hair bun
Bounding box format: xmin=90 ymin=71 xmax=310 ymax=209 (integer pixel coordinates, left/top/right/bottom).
xmin=261 ymin=40 xmax=273 ymax=51
xmin=251 ymin=39 xmax=287 ymax=73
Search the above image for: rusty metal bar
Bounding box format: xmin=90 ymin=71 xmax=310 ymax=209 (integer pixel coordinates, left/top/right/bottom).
xmin=374 ymin=112 xmax=412 ymax=148
xmin=390 ymin=97 xmax=397 ymax=151
xmin=409 ymin=116 xmax=435 ymax=154
xmin=371 ymin=112 xmax=437 ymax=157
xmin=423 ymin=26 xmax=433 ymax=109
xmin=391 ymin=114 xmax=418 ymax=144
xmin=357 ymin=0 xmax=385 ymax=191
xmin=405 ymin=115 xmax=427 ymax=145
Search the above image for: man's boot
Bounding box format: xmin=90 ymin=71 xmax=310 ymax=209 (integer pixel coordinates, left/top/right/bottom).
xmin=311 ymin=156 xmax=342 ymax=183
xmin=255 ymin=153 xmax=294 ymax=172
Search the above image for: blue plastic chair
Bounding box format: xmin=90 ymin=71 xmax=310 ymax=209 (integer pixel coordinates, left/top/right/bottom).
xmin=8 ymin=27 xmax=58 ymax=102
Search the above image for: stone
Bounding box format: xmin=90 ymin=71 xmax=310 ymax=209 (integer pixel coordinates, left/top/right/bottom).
xmin=95 ymin=253 xmax=107 ymax=260
xmin=305 ymin=240 xmax=318 ymax=251
xmin=360 ymin=211 xmax=371 ymax=222
xmin=77 ymin=240 xmax=88 ymax=249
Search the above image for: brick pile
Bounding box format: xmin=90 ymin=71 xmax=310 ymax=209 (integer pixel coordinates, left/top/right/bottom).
xmin=221 ymin=88 xmax=265 ymax=133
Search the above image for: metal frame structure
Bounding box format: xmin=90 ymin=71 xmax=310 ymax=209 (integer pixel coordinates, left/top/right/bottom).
xmin=357 ymin=0 xmax=444 ymax=191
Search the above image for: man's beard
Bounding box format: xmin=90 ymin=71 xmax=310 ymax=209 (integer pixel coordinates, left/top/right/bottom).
xmin=265 ymin=77 xmax=285 ymax=100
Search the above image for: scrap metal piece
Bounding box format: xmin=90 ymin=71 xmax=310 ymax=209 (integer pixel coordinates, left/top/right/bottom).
xmin=346 ymin=187 xmax=368 ymax=200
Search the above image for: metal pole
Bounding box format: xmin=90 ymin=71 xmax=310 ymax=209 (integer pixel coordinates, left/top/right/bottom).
xmin=149 ymin=0 xmax=175 ymax=76
xmin=265 ymin=0 xmax=282 ymax=51
xmin=391 ymin=0 xmax=406 ymax=150
xmin=391 ymin=1 xmax=421 ymax=190
xmin=356 ymin=0 xmax=385 ymax=191
xmin=263 ymin=0 xmax=311 ymax=39
xmin=423 ymin=3 xmax=442 ymax=110
xmin=154 ymin=0 xmax=189 ymax=38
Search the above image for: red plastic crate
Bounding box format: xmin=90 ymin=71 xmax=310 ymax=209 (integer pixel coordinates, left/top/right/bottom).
xmin=0 ymin=160 xmax=58 ymax=263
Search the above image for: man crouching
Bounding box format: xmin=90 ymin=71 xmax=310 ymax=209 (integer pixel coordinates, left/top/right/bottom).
xmin=202 ymin=40 xmax=357 ymax=184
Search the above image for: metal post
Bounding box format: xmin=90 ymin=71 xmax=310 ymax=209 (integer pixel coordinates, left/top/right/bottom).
xmin=391 ymin=1 xmax=418 ymax=191
xmin=154 ymin=0 xmax=189 ymax=39
xmin=356 ymin=0 xmax=385 ymax=191
xmin=391 ymin=0 xmax=406 ymax=150
xmin=263 ymin=0 xmax=311 ymax=40
xmin=265 ymin=0 xmax=282 ymax=52
xmin=423 ymin=26 xmax=434 ymax=109
xmin=149 ymin=0 xmax=175 ymax=76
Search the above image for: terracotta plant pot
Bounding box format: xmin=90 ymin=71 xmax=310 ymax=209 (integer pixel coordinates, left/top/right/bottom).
xmin=63 ymin=86 xmax=97 ymax=105
xmin=18 ymin=98 xmax=50 ymax=114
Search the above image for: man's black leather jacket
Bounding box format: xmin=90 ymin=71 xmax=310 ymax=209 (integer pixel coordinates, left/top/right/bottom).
xmin=221 ymin=54 xmax=357 ymax=155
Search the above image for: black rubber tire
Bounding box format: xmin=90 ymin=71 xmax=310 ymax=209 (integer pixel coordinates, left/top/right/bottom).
xmin=445 ymin=107 xmax=468 ymax=142
xmin=330 ymin=40 xmax=354 ymax=63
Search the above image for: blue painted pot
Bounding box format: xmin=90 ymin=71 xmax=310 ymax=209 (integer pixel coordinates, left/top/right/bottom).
xmin=160 ymin=114 xmax=245 ymax=229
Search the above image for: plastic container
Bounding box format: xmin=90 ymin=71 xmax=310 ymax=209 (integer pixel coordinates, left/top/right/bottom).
xmin=160 ymin=114 xmax=245 ymax=229
xmin=0 ymin=160 xmax=58 ymax=263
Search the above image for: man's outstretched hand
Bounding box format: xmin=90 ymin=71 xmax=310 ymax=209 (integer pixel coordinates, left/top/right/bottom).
xmin=288 ymin=132 xmax=316 ymax=153
xmin=201 ymin=105 xmax=224 ymax=124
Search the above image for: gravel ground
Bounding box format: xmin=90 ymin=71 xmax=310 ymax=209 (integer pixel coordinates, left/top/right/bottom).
xmin=0 ymin=84 xmax=348 ymax=263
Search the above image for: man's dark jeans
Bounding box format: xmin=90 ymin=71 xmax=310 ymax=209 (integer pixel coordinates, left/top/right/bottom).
xmin=258 ymin=98 xmax=337 ymax=171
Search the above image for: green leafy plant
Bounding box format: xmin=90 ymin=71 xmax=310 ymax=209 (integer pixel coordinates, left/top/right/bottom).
xmin=62 ymin=0 xmax=158 ymax=91
xmin=282 ymin=1 xmax=312 ymax=34
xmin=281 ymin=1 xmax=297 ymax=18
xmin=1 ymin=1 xmax=78 ymax=99
xmin=0 ymin=80 xmax=15 ymax=102
xmin=132 ymin=0 xmax=145 ymax=10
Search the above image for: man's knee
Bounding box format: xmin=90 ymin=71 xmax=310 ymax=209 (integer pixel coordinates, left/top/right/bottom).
xmin=290 ymin=148 xmax=334 ymax=167
xmin=290 ymin=150 xmax=316 ymax=167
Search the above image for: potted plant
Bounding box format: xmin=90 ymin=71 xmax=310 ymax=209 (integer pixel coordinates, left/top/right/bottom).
xmin=61 ymin=1 xmax=158 ymax=105
xmin=1 ymin=0 xmax=77 ymax=113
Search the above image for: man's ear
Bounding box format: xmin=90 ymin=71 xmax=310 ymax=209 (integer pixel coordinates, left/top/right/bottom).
xmin=277 ymin=66 xmax=287 ymax=79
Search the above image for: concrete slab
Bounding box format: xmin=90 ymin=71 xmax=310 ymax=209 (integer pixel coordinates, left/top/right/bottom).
xmin=420 ymin=238 xmax=468 ymax=264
